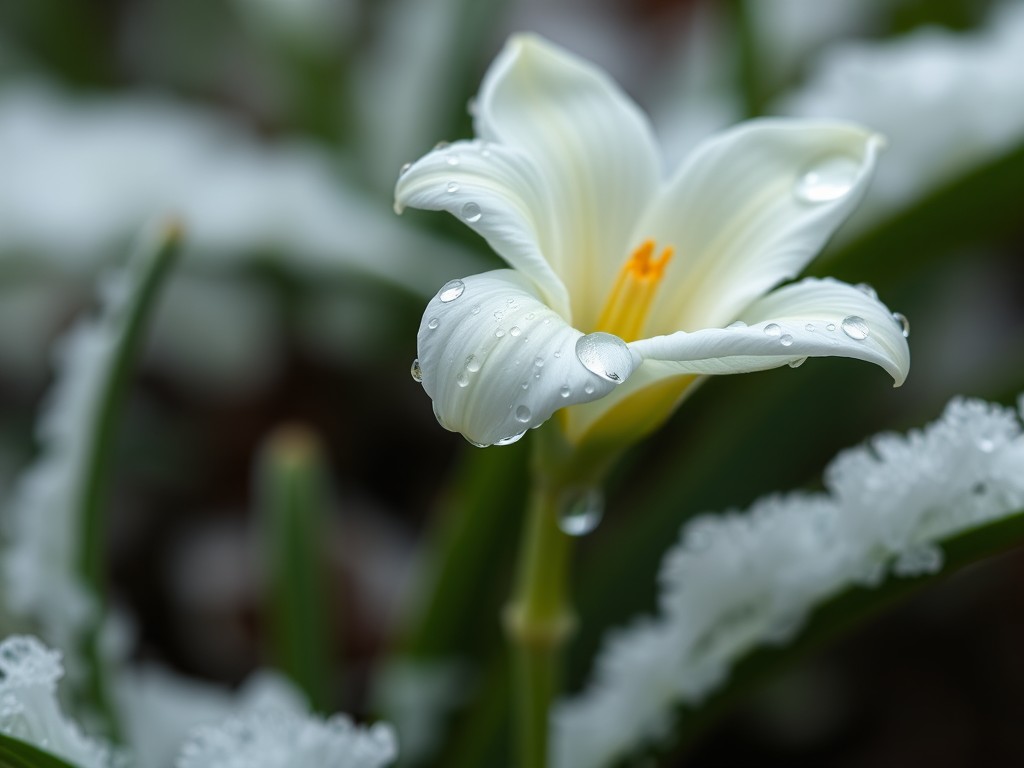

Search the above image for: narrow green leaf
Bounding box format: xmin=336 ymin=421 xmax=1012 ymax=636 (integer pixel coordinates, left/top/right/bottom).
xmin=0 ymin=733 xmax=84 ymax=768
xmin=256 ymin=424 xmax=333 ymax=713
xmin=75 ymin=220 xmax=182 ymax=737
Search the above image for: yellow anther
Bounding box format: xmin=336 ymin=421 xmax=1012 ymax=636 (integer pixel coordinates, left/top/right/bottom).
xmin=595 ymin=239 xmax=674 ymax=341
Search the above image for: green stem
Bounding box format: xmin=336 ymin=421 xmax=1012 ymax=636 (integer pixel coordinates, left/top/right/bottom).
xmin=504 ymin=473 xmax=575 ymax=768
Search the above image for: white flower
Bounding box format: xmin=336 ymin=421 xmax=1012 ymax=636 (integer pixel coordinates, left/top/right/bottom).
xmin=396 ymin=34 xmax=910 ymax=451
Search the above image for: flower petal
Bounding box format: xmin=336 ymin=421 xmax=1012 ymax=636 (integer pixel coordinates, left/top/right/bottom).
xmin=637 ymin=119 xmax=884 ymax=334
xmin=631 ymin=277 xmax=910 ymax=385
xmin=416 ymin=270 xmax=637 ymax=447
xmin=475 ymin=34 xmax=661 ymax=329
xmin=395 ymin=140 xmax=570 ymax=316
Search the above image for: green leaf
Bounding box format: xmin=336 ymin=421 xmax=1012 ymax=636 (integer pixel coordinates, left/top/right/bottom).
xmin=75 ymin=220 xmax=182 ymax=737
xmin=655 ymin=510 xmax=1024 ymax=763
xmin=256 ymin=424 xmax=334 ymax=713
xmin=0 ymin=733 xmax=84 ymax=768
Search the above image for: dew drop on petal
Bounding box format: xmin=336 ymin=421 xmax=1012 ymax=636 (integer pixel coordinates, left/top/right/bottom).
xmin=584 ymin=382 xmax=595 ymax=395
xmin=553 ymin=350 xmax=561 ymax=359
xmin=510 ymin=326 xmax=522 ymax=337
xmin=794 ymin=156 xmax=860 ymax=203
xmin=826 ymin=322 xmax=836 ymax=332
xmin=780 ymin=334 xmax=793 ymax=346
xmin=465 ymin=436 xmax=488 ymax=448
xmin=575 ymin=332 xmax=634 ymax=383
xmin=410 ymin=358 xmax=422 ymax=382
xmin=434 ymin=141 xmax=450 ymax=150
xmin=841 ymin=315 xmax=870 ymax=340
xmin=977 ymin=437 xmax=996 ymax=453
xmin=892 ymin=311 xmax=910 ymax=338
xmin=534 ymin=356 xmax=545 ymax=368
xmin=763 ymin=323 xmax=782 ymax=338
xmin=495 ymin=329 xmax=506 ymax=338
xmin=461 ymin=202 xmax=482 ymax=222
xmin=788 ymin=357 xmax=807 ymax=369
xmin=495 ymin=430 xmax=527 ymax=446
xmin=447 ymin=182 xmax=459 ymax=193
xmin=438 ymin=279 xmax=465 ymax=303
xmin=804 ymin=323 xmax=815 ymax=332
xmin=427 ymin=317 xmax=439 ymax=330
xmin=855 ymin=282 xmax=878 ymax=300
xmin=465 ymin=354 xmax=481 ymax=373
xmin=456 ymin=372 xmax=470 ymax=388
xmin=727 ymin=321 xmax=747 ymax=329
xmin=446 ymin=154 xmax=460 ymax=166
xmin=557 ymin=488 xmax=604 ymax=537
xmin=560 ymin=385 xmax=572 ymax=398
xmin=515 ymin=405 xmax=532 ymax=423
xmin=399 ymin=162 xmax=412 ymax=176
xmin=471 ymin=304 xmax=481 ymax=315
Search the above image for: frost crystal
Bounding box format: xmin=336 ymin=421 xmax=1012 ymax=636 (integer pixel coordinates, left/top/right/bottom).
xmin=554 ymin=396 xmax=1024 ymax=768
xmin=176 ymin=709 xmax=397 ymax=768
xmin=0 ymin=635 xmax=118 ymax=767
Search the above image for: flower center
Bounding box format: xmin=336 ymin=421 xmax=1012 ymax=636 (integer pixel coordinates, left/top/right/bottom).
xmin=595 ymin=239 xmax=674 ymax=342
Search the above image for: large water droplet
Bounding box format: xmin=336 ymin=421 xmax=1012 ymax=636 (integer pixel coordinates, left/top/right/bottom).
xmin=465 ymin=354 xmax=481 ymax=373
xmin=557 ymin=488 xmax=604 ymax=537
xmin=495 ymin=430 xmax=527 ymax=446
xmin=575 ymin=332 xmax=634 ymax=383
xmin=780 ymin=334 xmax=793 ymax=346
xmin=438 ymin=279 xmax=465 ymax=303
xmin=763 ymin=323 xmax=782 ymax=337
xmin=495 ymin=328 xmax=506 ymax=338
xmin=892 ymin=311 xmax=910 ymax=338
xmin=841 ymin=315 xmax=870 ymax=340
xmin=515 ymin=405 xmax=532 ymax=423
xmin=427 ymin=317 xmax=439 ymax=330
xmin=410 ymin=358 xmax=422 ymax=382
xmin=794 ymin=156 xmax=860 ymax=203
xmin=461 ymin=202 xmax=482 ymax=222
xmin=510 ymin=326 xmax=522 ymax=337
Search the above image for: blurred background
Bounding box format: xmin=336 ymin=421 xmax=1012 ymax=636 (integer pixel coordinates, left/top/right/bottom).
xmin=1 ymin=0 xmax=1023 ymax=766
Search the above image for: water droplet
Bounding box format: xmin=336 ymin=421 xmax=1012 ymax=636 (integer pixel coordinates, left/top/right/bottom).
xmin=794 ymin=156 xmax=860 ymax=203
xmin=855 ymin=282 xmax=878 ymax=300
xmin=804 ymin=323 xmax=815 ymax=332
xmin=465 ymin=354 xmax=481 ymax=373
xmin=557 ymin=488 xmax=604 ymax=536
xmin=575 ymin=332 xmax=634 ymax=383
xmin=427 ymin=317 xmax=440 ymax=330
xmin=560 ymin=385 xmax=572 ymax=398
xmin=780 ymin=334 xmax=793 ymax=346
xmin=510 ymin=326 xmax=522 ymax=337
xmin=507 ymin=298 xmax=517 ymax=306
xmin=892 ymin=311 xmax=910 ymax=338
xmin=553 ymin=350 xmax=561 ymax=359
xmin=438 ymin=279 xmax=465 ymax=303
xmin=763 ymin=323 xmax=782 ymax=337
xmin=446 ymin=154 xmax=460 ymax=166
xmin=977 ymin=437 xmax=995 ymax=453
xmin=399 ymin=162 xmax=412 ymax=176
xmin=434 ymin=141 xmax=450 ymax=151
xmin=526 ymin=312 xmax=535 ymax=320
xmin=534 ymin=356 xmax=545 ymax=368
xmin=471 ymin=304 xmax=481 ymax=315
xmin=447 ymin=181 xmax=459 ymax=193
xmin=520 ymin=381 xmax=529 ymax=390
xmin=788 ymin=357 xmax=807 ymax=369
xmin=461 ymin=202 xmax=482 ymax=222
xmin=841 ymin=315 xmax=869 ymax=340
xmin=456 ymin=372 xmax=470 ymax=388
xmin=584 ymin=382 xmax=595 ymax=395
xmin=410 ymin=358 xmax=422 ymax=382
xmin=727 ymin=320 xmax=747 ymax=329
xmin=465 ymin=436 xmax=487 ymax=448
xmin=495 ymin=328 xmax=506 ymax=338
xmin=826 ymin=322 xmax=836 ymax=332
xmin=515 ymin=405 xmax=532 ymax=423
xmin=495 ymin=430 xmax=527 ymax=446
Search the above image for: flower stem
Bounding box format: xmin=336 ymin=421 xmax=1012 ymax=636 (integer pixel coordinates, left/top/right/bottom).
xmin=504 ymin=472 xmax=575 ymax=768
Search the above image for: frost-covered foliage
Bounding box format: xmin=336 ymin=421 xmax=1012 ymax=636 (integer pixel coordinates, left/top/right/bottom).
xmin=779 ymin=1 xmax=1024 ymax=231
xmin=0 ymin=81 xmax=477 ymax=295
xmin=176 ymin=709 xmax=397 ymax=768
xmin=0 ymin=636 xmax=118 ymax=768
xmin=0 ymin=267 xmax=137 ymax=661
xmin=554 ymin=395 xmax=1024 ymax=768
